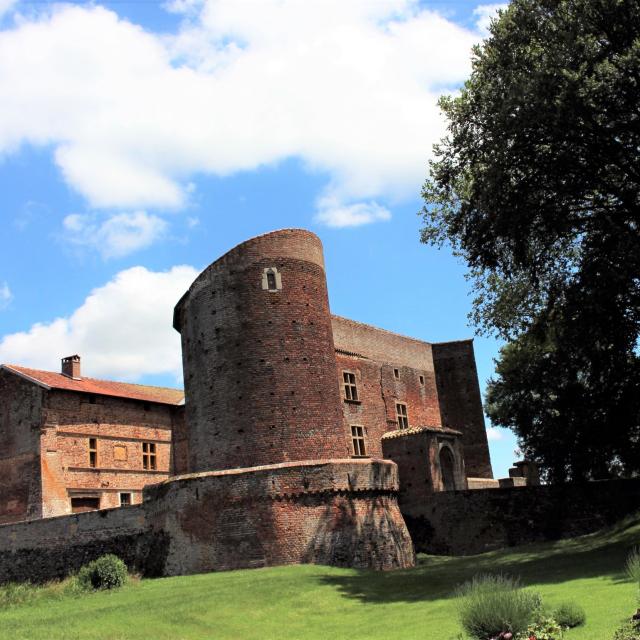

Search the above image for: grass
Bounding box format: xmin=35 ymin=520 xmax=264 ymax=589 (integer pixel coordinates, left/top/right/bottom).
xmin=1 ymin=516 xmax=640 ymax=640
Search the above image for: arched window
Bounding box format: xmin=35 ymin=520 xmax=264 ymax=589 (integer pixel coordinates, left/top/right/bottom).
xmin=439 ymin=447 xmax=456 ymax=492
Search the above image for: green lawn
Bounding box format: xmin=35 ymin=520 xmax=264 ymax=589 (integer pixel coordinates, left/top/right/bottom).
xmin=1 ymin=517 xmax=639 ymax=640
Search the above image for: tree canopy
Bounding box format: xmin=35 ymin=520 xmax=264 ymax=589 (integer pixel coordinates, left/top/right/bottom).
xmin=421 ymin=0 xmax=640 ymax=481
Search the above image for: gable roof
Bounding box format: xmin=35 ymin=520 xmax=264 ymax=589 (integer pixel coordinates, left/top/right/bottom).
xmin=1 ymin=364 xmax=184 ymax=406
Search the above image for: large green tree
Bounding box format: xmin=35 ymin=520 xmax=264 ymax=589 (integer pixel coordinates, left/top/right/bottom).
xmin=421 ymin=0 xmax=640 ymax=481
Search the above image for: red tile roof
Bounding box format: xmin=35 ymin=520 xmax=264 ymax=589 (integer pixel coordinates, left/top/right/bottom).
xmin=2 ymin=364 xmax=184 ymax=406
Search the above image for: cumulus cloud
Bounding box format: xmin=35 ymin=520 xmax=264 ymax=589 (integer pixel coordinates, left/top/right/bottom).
xmin=314 ymin=195 xmax=391 ymax=228
xmin=473 ymin=3 xmax=508 ymax=36
xmin=486 ymin=426 xmax=504 ymax=441
xmin=0 ymin=265 xmax=198 ymax=380
xmin=63 ymin=211 xmax=168 ymax=259
xmin=0 ymin=282 xmax=11 ymax=309
xmin=0 ymin=0 xmax=482 ymax=222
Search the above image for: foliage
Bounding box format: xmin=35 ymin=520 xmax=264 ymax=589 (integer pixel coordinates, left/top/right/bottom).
xmin=613 ymin=621 xmax=640 ymax=640
xmin=77 ymin=554 xmax=128 ymax=591
xmin=456 ymin=574 xmax=540 ymax=639
xmin=517 ymin=616 xmax=564 ymax=640
xmin=553 ymin=602 xmax=586 ymax=629
xmin=421 ymin=0 xmax=640 ymax=482
xmin=626 ymin=548 xmax=640 ymax=586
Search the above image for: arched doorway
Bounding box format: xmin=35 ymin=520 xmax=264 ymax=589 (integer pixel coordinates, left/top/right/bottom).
xmin=439 ymin=447 xmax=456 ymax=491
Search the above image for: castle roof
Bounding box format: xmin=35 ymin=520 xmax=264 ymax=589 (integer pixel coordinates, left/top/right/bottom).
xmin=1 ymin=364 xmax=184 ymax=406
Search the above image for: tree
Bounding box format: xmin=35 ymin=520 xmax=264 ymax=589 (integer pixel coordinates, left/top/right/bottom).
xmin=421 ymin=0 xmax=640 ymax=481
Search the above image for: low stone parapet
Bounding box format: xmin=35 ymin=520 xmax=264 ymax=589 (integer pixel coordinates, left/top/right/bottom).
xmin=0 ymin=458 xmax=414 ymax=583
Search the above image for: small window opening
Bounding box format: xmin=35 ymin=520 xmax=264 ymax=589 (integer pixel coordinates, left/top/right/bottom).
xmin=120 ymin=493 xmax=132 ymax=507
xmin=342 ymin=371 xmax=358 ymax=401
xmin=351 ymin=426 xmax=367 ymax=457
xmin=89 ymin=438 xmax=98 ymax=468
xmin=267 ymin=271 xmax=276 ymax=290
xmin=71 ymin=496 xmax=100 ymax=513
xmin=419 ymin=375 xmax=425 ymax=385
xmin=396 ymin=403 xmax=409 ymax=429
xmin=142 ymin=442 xmax=157 ymax=470
xmin=393 ymin=368 xmax=400 ymax=379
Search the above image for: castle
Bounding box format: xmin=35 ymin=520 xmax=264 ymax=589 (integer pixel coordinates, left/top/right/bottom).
xmin=0 ymin=229 xmax=518 ymax=580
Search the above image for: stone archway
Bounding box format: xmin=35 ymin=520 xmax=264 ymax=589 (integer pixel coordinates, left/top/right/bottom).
xmin=439 ymin=446 xmax=456 ymax=492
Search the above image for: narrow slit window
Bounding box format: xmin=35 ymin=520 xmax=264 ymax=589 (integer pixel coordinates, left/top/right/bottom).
xmin=343 ymin=371 xmax=358 ymax=401
xmin=89 ymin=438 xmax=97 ymax=468
xmin=351 ymin=426 xmax=367 ymax=457
xmin=394 ymin=368 xmax=400 ymax=379
xmin=267 ymin=271 xmax=276 ymax=290
xmin=419 ymin=375 xmax=425 ymax=385
xmin=142 ymin=442 xmax=157 ymax=470
xmin=396 ymin=403 xmax=409 ymax=429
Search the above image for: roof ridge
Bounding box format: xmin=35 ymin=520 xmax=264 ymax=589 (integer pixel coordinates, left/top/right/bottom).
xmin=4 ymin=364 xmax=183 ymax=393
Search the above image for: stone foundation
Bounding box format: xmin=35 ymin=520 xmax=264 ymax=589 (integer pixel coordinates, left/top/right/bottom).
xmin=0 ymin=458 xmax=414 ymax=583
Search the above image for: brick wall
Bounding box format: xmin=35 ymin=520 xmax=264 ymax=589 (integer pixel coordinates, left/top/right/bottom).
xmin=0 ymin=459 xmax=415 ymax=583
xmin=175 ymin=229 xmax=349 ymax=473
xmin=432 ymin=341 xmax=493 ymax=478
xmin=404 ymin=478 xmax=640 ymax=555
xmin=41 ymin=390 xmax=173 ymax=517
xmin=381 ymin=427 xmax=466 ymax=512
xmin=0 ymin=370 xmax=44 ymax=524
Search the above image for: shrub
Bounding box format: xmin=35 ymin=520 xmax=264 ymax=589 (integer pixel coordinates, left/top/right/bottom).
xmin=518 ymin=616 xmax=564 ymax=640
xmin=456 ymin=574 xmax=540 ymax=640
xmin=627 ymin=548 xmax=640 ymax=586
xmin=77 ymin=554 xmax=128 ymax=591
xmin=553 ymin=601 xmax=586 ymax=628
xmin=613 ymin=621 xmax=640 ymax=640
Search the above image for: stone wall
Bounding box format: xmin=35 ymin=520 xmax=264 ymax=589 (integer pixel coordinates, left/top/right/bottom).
xmin=432 ymin=341 xmax=493 ymax=479
xmin=0 ymin=459 xmax=414 ymax=584
xmin=0 ymin=370 xmax=44 ymax=524
xmin=405 ymin=478 xmax=640 ymax=555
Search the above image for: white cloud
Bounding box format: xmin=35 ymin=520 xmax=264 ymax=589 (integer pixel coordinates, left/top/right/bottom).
xmin=63 ymin=211 xmax=168 ymax=259
xmin=473 ymin=3 xmax=508 ymax=36
xmin=0 ymin=265 xmax=199 ymax=381
xmin=0 ymin=1 xmax=482 ymax=222
xmin=0 ymin=282 xmax=11 ymax=309
xmin=314 ymin=195 xmax=391 ymax=228
xmin=486 ymin=426 xmax=504 ymax=441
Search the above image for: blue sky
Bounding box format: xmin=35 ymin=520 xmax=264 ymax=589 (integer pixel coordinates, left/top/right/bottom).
xmin=0 ymin=0 xmax=518 ymax=477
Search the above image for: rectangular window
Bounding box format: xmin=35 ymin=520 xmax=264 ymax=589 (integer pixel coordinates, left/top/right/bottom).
xmin=120 ymin=493 xmax=132 ymax=507
xmin=89 ymin=438 xmax=97 ymax=468
xmin=142 ymin=442 xmax=157 ymax=470
xmin=393 ymin=368 xmax=400 ymax=379
xmin=419 ymin=375 xmax=425 ymax=385
xmin=71 ymin=496 xmax=100 ymax=513
xmin=351 ymin=426 xmax=367 ymax=457
xmin=396 ymin=403 xmax=409 ymax=429
xmin=342 ymin=371 xmax=359 ymax=401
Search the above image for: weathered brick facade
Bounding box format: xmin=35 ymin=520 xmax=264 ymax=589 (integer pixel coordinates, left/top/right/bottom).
xmin=0 ymin=228 xmax=499 ymax=579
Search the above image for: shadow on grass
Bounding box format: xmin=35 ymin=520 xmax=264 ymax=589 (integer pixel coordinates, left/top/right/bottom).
xmin=316 ymin=515 xmax=640 ymax=604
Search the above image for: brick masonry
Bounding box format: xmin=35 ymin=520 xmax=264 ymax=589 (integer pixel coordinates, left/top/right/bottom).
xmin=404 ymin=478 xmax=640 ymax=555
xmin=0 ymin=459 xmax=414 ymax=583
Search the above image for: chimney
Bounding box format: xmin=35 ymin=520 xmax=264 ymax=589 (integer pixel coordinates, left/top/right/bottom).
xmin=61 ymin=355 xmax=81 ymax=380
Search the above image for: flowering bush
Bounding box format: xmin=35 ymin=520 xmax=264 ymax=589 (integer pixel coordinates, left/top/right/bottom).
xmin=515 ymin=616 xmax=564 ymax=640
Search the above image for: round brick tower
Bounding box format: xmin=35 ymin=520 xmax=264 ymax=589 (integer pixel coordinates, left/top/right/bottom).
xmin=174 ymin=229 xmax=349 ymax=473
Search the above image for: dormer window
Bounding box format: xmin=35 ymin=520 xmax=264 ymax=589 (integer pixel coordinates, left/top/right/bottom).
xmin=261 ymin=267 xmax=282 ymax=291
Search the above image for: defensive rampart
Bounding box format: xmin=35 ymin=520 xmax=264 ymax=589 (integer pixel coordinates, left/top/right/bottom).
xmin=0 ymin=459 xmax=414 ymax=584
xmin=405 ymin=478 xmax=640 ymax=555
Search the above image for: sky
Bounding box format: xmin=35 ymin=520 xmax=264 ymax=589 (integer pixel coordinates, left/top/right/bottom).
xmin=0 ymin=0 xmax=519 ymax=478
